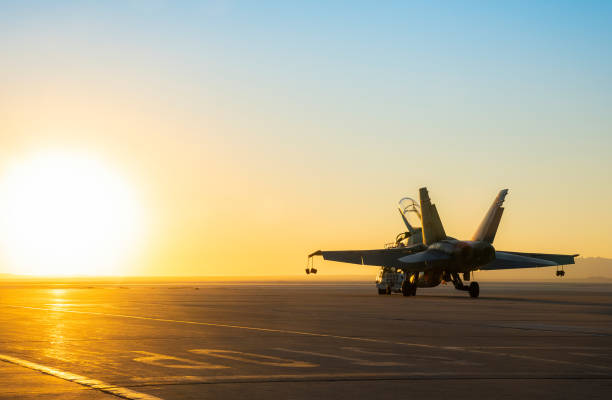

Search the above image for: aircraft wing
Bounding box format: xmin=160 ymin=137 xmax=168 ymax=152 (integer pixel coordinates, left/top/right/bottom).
xmin=480 ymin=251 xmax=578 ymax=270
xmin=309 ymin=244 xmax=447 ymax=272
xmin=309 ymin=247 xmax=422 ymax=267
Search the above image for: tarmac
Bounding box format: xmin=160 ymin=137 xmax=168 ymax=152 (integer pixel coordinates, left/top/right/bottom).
xmin=1 ymin=281 xmax=611 ymax=399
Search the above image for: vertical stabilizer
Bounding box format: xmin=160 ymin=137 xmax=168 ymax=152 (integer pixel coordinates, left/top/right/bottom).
xmin=419 ymin=187 xmax=446 ymax=245
xmin=472 ymin=189 xmax=508 ymax=244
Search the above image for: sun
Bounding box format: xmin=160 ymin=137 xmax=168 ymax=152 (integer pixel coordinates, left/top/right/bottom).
xmin=0 ymin=150 xmax=146 ymax=276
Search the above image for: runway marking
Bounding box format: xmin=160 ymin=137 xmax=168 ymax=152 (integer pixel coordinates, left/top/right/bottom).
xmin=0 ymin=353 xmax=163 ymax=400
xmin=189 ymin=349 xmax=317 ymax=368
xmin=129 ymin=372 xmax=465 ymax=384
xmin=3 ymin=305 xmax=386 ymax=342
xmin=129 ymin=371 xmax=612 ymax=385
xmin=5 ymin=304 xmax=611 ymax=371
xmin=275 ymin=348 xmax=409 ymax=367
xmin=133 ymin=351 xmax=228 ymax=369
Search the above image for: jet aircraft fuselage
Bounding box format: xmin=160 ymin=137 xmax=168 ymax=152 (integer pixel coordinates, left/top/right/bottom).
xmin=308 ymin=187 xmax=578 ymax=298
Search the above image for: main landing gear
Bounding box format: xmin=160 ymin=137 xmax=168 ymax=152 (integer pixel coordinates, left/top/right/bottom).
xmin=401 ymin=273 xmax=418 ymax=297
xmin=450 ymin=272 xmax=479 ymax=298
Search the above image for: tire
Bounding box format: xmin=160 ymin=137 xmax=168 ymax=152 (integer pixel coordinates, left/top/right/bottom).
xmin=468 ymin=282 xmax=480 ymax=298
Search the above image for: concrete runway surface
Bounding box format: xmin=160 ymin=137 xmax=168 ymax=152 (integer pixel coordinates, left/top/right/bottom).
xmin=1 ymin=281 xmax=611 ymax=399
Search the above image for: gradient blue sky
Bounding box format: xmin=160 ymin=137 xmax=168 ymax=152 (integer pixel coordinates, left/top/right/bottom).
xmin=0 ymin=1 xmax=611 ymax=275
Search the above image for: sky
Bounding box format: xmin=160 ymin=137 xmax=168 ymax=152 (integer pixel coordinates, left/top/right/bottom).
xmin=0 ymin=1 xmax=611 ymax=276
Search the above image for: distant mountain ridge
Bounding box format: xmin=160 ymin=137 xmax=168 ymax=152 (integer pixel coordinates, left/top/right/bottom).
xmin=570 ymin=257 xmax=612 ymax=278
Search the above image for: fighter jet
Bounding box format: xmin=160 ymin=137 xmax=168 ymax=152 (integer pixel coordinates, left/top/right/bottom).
xmin=307 ymin=188 xmax=578 ymax=298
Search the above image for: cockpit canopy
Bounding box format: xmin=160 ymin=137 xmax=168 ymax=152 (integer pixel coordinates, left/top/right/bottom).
xmin=385 ymin=196 xmax=424 ymax=248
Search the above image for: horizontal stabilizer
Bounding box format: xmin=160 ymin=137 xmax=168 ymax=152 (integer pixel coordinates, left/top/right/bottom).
xmin=398 ymin=250 xmax=450 ymax=267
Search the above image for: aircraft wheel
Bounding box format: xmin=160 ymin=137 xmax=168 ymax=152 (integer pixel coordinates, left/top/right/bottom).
xmin=468 ymin=282 xmax=480 ymax=298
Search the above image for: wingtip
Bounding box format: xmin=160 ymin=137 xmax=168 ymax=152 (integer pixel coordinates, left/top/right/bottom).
xmin=308 ymin=250 xmax=322 ymax=258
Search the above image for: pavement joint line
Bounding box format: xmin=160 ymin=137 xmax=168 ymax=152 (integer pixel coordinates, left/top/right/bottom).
xmin=0 ymin=353 xmax=163 ymax=400
xmin=4 ymin=304 xmax=612 ymax=371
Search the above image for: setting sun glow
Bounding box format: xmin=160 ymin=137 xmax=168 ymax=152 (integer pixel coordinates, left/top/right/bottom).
xmin=0 ymin=150 xmax=146 ymax=276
